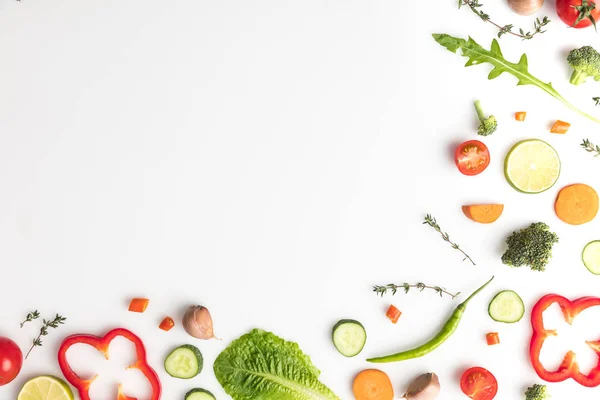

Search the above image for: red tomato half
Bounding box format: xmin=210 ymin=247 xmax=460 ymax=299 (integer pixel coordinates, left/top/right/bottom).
xmin=557 ymin=0 xmax=600 ymax=28
xmin=455 ymin=140 xmax=490 ymax=176
xmin=460 ymin=367 xmax=498 ymax=400
xmin=0 ymin=337 xmax=23 ymax=386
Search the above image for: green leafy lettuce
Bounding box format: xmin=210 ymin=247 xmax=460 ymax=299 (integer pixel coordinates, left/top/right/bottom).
xmin=433 ymin=34 xmax=600 ymax=123
xmin=214 ymin=329 xmax=340 ymax=400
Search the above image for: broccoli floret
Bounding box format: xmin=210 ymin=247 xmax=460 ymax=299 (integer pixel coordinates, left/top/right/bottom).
xmin=567 ymin=46 xmax=600 ymax=85
xmin=525 ymin=384 xmax=550 ymax=400
xmin=501 ymin=222 xmax=559 ymax=272
xmin=474 ymin=100 xmax=497 ymax=136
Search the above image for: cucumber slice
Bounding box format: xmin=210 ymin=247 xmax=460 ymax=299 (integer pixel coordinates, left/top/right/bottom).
xmin=488 ymin=290 xmax=525 ymax=323
xmin=583 ymin=240 xmax=600 ymax=274
xmin=185 ymin=388 xmax=216 ymax=400
xmin=164 ymin=344 xmax=203 ymax=379
xmin=332 ymin=319 xmax=366 ymax=357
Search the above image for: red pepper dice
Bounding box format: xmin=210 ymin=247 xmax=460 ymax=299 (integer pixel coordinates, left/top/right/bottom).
xmin=530 ymin=294 xmax=600 ymax=387
xmin=58 ymin=328 xmax=161 ymax=400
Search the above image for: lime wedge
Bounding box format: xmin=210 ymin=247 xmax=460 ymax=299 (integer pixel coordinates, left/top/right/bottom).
xmin=17 ymin=376 xmax=74 ymax=400
xmin=504 ymin=139 xmax=560 ymax=194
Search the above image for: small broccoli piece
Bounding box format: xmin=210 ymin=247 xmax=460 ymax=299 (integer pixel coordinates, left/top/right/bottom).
xmin=525 ymin=384 xmax=550 ymax=400
xmin=501 ymin=222 xmax=559 ymax=272
xmin=567 ymin=46 xmax=600 ymax=85
xmin=474 ymin=100 xmax=497 ymax=136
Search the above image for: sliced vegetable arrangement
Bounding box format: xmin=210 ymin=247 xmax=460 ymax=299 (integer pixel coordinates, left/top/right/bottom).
xmin=5 ymin=0 xmax=600 ymax=399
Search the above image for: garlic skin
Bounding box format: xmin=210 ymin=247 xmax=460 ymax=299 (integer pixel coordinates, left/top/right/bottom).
xmin=182 ymin=305 xmax=218 ymax=340
xmin=402 ymin=373 xmax=440 ymax=400
xmin=507 ymin=0 xmax=543 ymax=16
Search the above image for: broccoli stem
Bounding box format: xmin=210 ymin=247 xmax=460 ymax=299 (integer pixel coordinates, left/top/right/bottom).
xmin=474 ymin=100 xmax=486 ymax=122
xmin=570 ymin=69 xmax=589 ymax=85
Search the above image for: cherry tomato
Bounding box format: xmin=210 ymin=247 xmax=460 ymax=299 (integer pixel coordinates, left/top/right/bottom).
xmin=0 ymin=337 xmax=23 ymax=386
xmin=455 ymin=140 xmax=490 ymax=176
xmin=460 ymin=367 xmax=498 ymax=400
xmin=557 ymin=0 xmax=600 ymax=28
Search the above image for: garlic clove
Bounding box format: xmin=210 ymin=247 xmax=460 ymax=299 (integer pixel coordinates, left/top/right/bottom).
xmin=182 ymin=305 xmax=219 ymax=340
xmin=403 ymin=373 xmax=440 ymax=400
xmin=507 ymin=0 xmax=544 ymax=16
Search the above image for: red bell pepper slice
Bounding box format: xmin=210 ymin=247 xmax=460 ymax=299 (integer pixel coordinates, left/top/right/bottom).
xmin=57 ymin=328 xmax=161 ymax=400
xmin=530 ymin=294 xmax=600 ymax=387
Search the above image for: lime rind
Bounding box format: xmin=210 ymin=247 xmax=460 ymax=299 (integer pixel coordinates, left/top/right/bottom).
xmin=504 ymin=139 xmax=561 ymax=194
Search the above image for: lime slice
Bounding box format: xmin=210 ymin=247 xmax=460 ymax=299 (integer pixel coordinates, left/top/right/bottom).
xmin=17 ymin=376 xmax=74 ymax=400
xmin=504 ymin=139 xmax=560 ymax=194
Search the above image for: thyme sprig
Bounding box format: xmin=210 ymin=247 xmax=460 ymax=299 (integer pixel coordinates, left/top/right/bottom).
xmin=25 ymin=314 xmax=66 ymax=359
xmin=582 ymin=139 xmax=600 ymax=157
xmin=20 ymin=310 xmax=40 ymax=328
xmin=374 ymin=282 xmax=461 ymax=299
xmin=424 ymin=214 xmax=476 ymax=265
xmin=460 ymin=0 xmax=550 ymax=40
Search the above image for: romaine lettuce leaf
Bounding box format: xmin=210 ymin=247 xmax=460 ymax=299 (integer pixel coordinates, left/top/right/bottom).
xmin=214 ymin=329 xmax=340 ymax=400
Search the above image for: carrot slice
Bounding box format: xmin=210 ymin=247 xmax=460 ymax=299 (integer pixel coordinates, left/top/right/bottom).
xmin=515 ymin=112 xmax=527 ymax=121
xmin=462 ymin=204 xmax=504 ymax=224
xmin=550 ymin=120 xmax=570 ymax=134
xmin=128 ymin=298 xmax=149 ymax=313
xmin=385 ymin=305 xmax=401 ymax=324
xmin=555 ymin=184 xmax=599 ymax=225
xmin=352 ymin=369 xmax=394 ymax=400
xmin=486 ymin=332 xmax=500 ymax=346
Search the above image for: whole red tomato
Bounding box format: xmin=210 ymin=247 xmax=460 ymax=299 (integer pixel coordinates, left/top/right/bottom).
xmin=0 ymin=337 xmax=23 ymax=386
xmin=557 ymin=0 xmax=600 ymax=29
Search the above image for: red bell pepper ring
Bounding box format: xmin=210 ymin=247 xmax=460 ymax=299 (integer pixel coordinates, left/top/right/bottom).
xmin=57 ymin=328 xmax=161 ymax=400
xmin=530 ymin=294 xmax=600 ymax=387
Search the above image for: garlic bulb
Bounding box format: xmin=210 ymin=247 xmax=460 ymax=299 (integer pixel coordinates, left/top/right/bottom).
xmin=403 ymin=373 xmax=440 ymax=400
xmin=508 ymin=0 xmax=544 ymax=16
xmin=182 ymin=305 xmax=218 ymax=340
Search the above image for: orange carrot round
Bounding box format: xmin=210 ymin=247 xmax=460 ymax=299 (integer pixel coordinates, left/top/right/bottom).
xmin=353 ymin=369 xmax=394 ymax=400
xmin=555 ymin=184 xmax=599 ymax=225
xmin=462 ymin=204 xmax=504 ymax=224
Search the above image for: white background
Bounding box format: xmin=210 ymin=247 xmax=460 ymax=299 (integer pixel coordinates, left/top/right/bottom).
xmin=1 ymin=0 xmax=600 ymax=399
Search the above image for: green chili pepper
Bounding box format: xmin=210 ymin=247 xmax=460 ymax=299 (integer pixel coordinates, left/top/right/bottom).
xmin=367 ymin=276 xmax=494 ymax=363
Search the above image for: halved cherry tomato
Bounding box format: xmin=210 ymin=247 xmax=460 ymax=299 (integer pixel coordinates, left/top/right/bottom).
xmin=557 ymin=0 xmax=600 ymax=28
xmin=460 ymin=367 xmax=498 ymax=400
xmin=0 ymin=337 xmax=23 ymax=386
xmin=455 ymin=140 xmax=490 ymax=176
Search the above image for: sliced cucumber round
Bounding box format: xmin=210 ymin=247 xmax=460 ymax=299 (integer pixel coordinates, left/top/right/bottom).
xmin=332 ymin=319 xmax=366 ymax=357
xmin=185 ymin=388 xmax=216 ymax=400
xmin=488 ymin=290 xmax=525 ymax=323
xmin=583 ymin=240 xmax=600 ymax=275
xmin=164 ymin=344 xmax=203 ymax=379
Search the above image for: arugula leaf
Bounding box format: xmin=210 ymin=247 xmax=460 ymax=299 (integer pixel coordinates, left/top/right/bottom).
xmin=433 ymin=34 xmax=600 ymax=123
xmin=214 ymin=329 xmax=340 ymax=400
